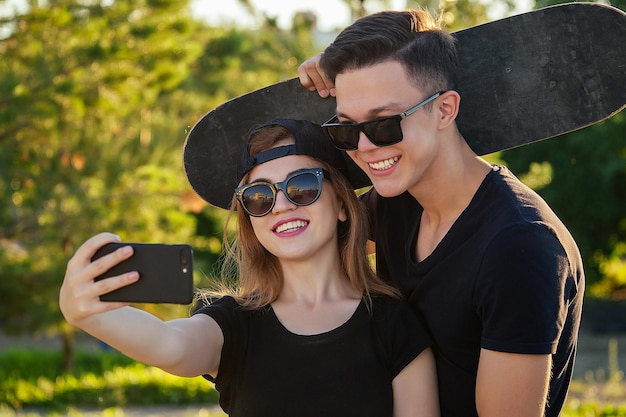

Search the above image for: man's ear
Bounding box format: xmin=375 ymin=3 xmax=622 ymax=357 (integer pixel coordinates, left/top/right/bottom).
xmin=438 ymin=90 xmax=460 ymax=129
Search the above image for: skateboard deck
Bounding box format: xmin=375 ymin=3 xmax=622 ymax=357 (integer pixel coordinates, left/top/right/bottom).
xmin=184 ymin=3 xmax=626 ymax=209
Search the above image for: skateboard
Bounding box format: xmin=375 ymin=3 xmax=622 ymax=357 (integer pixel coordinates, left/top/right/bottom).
xmin=184 ymin=3 xmax=626 ymax=209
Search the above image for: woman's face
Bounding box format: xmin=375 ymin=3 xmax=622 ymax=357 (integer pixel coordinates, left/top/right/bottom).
xmin=244 ymin=154 xmax=346 ymax=264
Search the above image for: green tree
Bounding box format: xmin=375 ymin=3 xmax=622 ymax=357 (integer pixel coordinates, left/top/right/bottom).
xmin=0 ymin=0 xmax=211 ymax=368
xmin=0 ymin=0 xmax=321 ymax=369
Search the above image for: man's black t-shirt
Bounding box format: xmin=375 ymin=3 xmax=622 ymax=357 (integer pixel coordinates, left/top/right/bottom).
xmin=364 ymin=165 xmax=584 ymax=417
xmin=195 ymin=295 xmax=431 ymax=417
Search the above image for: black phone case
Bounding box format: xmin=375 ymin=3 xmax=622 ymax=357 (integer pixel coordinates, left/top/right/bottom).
xmin=91 ymin=243 xmax=194 ymax=304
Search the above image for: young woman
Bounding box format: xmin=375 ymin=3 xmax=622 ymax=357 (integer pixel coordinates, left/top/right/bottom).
xmin=59 ymin=118 xmax=439 ymax=417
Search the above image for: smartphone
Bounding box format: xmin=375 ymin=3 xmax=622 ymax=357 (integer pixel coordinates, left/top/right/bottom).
xmin=91 ymin=242 xmax=194 ymax=304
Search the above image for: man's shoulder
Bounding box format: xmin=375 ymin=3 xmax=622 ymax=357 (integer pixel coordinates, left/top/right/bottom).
xmin=481 ymin=165 xmax=559 ymax=221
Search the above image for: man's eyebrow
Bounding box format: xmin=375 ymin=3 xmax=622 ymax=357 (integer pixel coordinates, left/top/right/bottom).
xmin=336 ymin=102 xmax=405 ymax=121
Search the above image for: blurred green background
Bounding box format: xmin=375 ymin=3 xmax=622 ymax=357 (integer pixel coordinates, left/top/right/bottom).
xmin=0 ymin=0 xmax=624 ymax=415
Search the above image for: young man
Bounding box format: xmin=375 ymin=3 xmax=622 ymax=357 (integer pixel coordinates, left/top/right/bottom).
xmin=298 ymin=10 xmax=584 ymax=417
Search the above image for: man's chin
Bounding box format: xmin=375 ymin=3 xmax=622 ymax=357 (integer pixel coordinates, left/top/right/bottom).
xmin=369 ymin=179 xmax=405 ymax=198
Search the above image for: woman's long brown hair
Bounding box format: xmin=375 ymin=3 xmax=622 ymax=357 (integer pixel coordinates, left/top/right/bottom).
xmin=203 ymin=125 xmax=400 ymax=310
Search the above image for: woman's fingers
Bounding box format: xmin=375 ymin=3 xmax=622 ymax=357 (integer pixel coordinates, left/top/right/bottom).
xmin=67 ymin=232 xmax=120 ymax=272
xmin=60 ymin=233 xmax=139 ymax=324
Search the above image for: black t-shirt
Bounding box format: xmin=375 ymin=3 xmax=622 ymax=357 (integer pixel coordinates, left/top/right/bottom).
xmin=364 ymin=165 xmax=584 ymax=417
xmin=195 ymin=295 xmax=431 ymax=417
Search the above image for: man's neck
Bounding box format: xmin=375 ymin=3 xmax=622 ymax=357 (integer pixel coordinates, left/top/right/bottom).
xmin=411 ymin=139 xmax=492 ymax=261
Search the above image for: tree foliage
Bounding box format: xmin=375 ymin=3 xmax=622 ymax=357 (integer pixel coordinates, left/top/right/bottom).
xmin=0 ymin=0 xmax=318 ymax=364
xmin=0 ymin=1 xmax=213 ymax=369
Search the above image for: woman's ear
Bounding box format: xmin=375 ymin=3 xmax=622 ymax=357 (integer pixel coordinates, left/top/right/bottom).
xmin=438 ymin=90 xmax=460 ymax=129
xmin=338 ymin=204 xmax=347 ymax=222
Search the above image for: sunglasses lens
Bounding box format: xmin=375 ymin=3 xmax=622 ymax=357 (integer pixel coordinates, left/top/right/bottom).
xmin=241 ymin=184 xmax=274 ymax=216
xmin=323 ymin=125 xmax=359 ymax=151
xmin=238 ymin=169 xmax=325 ymax=217
xmin=323 ymin=116 xmax=403 ymax=150
xmin=286 ymin=172 xmax=321 ymax=205
xmin=361 ymin=117 xmax=403 ymax=146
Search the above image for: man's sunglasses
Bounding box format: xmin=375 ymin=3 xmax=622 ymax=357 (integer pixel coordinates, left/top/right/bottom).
xmin=235 ymin=167 xmax=329 ymax=217
xmin=321 ymin=91 xmax=445 ymax=151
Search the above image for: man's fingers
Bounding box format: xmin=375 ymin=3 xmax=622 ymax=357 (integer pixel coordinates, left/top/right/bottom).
xmin=297 ymin=55 xmax=335 ymax=98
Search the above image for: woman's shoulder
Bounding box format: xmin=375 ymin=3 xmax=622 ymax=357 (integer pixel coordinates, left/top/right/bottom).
xmin=192 ymin=295 xmax=243 ymax=318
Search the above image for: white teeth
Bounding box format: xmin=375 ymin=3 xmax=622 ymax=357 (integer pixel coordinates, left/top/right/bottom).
xmin=275 ymin=220 xmax=308 ymax=233
xmin=369 ymin=157 xmax=399 ymax=171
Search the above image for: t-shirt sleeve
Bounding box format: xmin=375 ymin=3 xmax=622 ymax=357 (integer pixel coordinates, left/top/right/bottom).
xmin=475 ymin=223 xmax=571 ymax=354
xmin=371 ymin=297 xmax=433 ymax=378
xmin=192 ymin=296 xmax=242 ymax=383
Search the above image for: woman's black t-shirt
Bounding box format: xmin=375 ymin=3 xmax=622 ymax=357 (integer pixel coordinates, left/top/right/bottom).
xmin=195 ymin=295 xmax=431 ymax=417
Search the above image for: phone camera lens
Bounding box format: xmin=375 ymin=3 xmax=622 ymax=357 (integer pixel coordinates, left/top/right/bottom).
xmin=180 ymin=248 xmax=191 ymax=274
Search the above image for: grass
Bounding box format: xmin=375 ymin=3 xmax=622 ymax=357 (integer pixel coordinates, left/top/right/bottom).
xmin=0 ymin=349 xmax=218 ymax=414
xmin=1 ymin=348 xmax=625 ymax=416
xmin=0 ymin=405 xmax=226 ymax=417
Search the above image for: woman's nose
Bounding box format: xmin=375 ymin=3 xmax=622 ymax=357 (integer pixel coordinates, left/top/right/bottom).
xmin=271 ymin=190 xmax=296 ymax=214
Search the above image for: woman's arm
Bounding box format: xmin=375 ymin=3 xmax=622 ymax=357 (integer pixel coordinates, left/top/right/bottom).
xmin=59 ymin=232 xmax=223 ymax=377
xmin=392 ymin=348 xmax=440 ymax=417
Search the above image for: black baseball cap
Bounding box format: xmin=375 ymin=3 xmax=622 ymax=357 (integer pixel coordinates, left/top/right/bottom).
xmin=183 ymin=117 xmax=368 ymax=210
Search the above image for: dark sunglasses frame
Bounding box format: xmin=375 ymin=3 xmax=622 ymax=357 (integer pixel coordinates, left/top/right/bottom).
xmin=322 ymin=91 xmax=446 ymax=151
xmin=235 ymin=167 xmax=330 ymax=217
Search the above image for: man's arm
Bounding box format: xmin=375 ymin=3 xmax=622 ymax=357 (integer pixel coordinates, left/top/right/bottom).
xmin=476 ymin=349 xmax=551 ymax=417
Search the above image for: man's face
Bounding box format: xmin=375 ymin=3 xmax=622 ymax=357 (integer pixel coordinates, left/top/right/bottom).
xmin=334 ymin=60 xmax=442 ymax=198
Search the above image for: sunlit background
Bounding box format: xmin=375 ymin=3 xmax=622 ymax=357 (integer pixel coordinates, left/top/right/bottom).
xmin=0 ymin=0 xmax=624 ymax=416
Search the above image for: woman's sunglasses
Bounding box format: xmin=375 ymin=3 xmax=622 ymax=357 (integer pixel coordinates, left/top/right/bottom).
xmin=235 ymin=167 xmax=330 ymax=217
xmin=321 ymin=91 xmax=445 ymax=151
